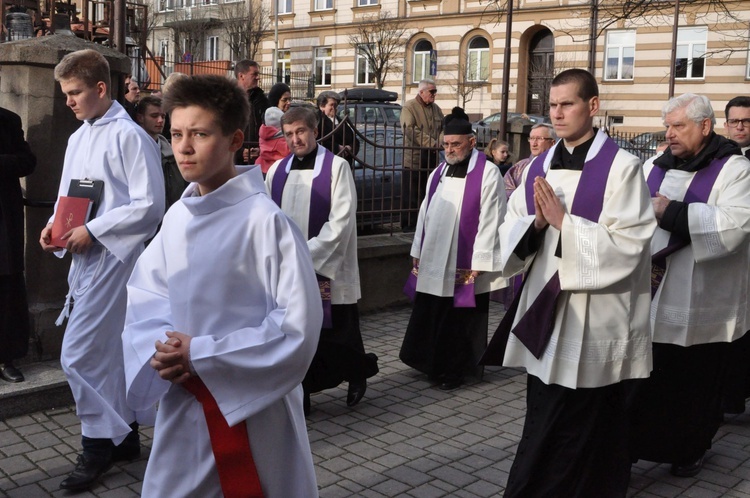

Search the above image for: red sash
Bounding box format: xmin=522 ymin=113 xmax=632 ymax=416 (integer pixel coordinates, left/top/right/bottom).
xmin=183 ymin=377 xmax=264 ymax=498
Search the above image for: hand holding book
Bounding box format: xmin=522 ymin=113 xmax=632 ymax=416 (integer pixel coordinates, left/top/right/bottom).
xmin=50 ymin=196 xmax=93 ymax=250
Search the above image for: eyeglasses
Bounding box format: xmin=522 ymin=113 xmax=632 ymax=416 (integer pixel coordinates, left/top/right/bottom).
xmin=280 ymin=97 xmax=292 ymax=103
xmin=428 ymin=89 xmax=437 ymax=95
xmin=528 ymin=137 xmax=553 ymax=142
xmin=442 ymin=141 xmax=467 ymax=150
xmin=726 ymin=118 xmax=750 ymax=128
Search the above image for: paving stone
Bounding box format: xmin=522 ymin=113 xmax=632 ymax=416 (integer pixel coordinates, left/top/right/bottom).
xmin=4 ymin=303 xmax=750 ymax=497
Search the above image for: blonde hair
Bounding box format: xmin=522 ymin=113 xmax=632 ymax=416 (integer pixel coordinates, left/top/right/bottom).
xmin=54 ymin=49 xmax=110 ymax=89
xmin=162 ymin=72 xmax=189 ymax=96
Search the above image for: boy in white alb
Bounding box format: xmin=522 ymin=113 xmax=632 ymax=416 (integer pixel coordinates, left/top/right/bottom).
xmin=39 ymin=49 xmax=165 ymax=492
xmin=122 ymin=74 xmax=321 ymax=497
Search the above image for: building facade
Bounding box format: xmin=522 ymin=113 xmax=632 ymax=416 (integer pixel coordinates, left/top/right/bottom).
xmin=146 ymin=0 xmax=750 ymax=133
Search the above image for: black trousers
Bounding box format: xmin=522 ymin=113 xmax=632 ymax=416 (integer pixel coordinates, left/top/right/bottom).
xmin=0 ymin=273 xmax=30 ymax=363
xmin=504 ymin=375 xmax=631 ymax=498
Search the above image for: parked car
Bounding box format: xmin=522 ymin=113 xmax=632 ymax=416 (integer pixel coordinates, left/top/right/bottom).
xmin=472 ymin=112 xmax=550 ymax=147
xmin=337 ymin=88 xmax=402 ymax=128
xmin=352 ymin=128 xmax=403 ymax=231
xmin=630 ymin=131 xmax=666 ymax=160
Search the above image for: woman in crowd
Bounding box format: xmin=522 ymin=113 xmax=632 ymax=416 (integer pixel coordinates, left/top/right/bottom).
xmin=256 ymin=82 xmax=292 ymax=174
xmin=317 ymin=90 xmax=360 ymax=165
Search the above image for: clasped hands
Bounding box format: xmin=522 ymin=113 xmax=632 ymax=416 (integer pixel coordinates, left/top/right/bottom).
xmin=151 ymin=331 xmax=193 ymax=384
xmin=533 ymin=176 xmax=565 ymax=231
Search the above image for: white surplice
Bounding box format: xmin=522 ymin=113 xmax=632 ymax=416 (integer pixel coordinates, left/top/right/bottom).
xmin=265 ymin=147 xmax=360 ymax=304
xmin=411 ymin=149 xmax=507 ymax=295
xmin=644 ymin=153 xmax=750 ymax=346
xmin=123 ymin=167 xmax=321 ymax=497
xmin=500 ymin=131 xmax=656 ymax=389
xmin=49 ymin=101 xmax=165 ymax=442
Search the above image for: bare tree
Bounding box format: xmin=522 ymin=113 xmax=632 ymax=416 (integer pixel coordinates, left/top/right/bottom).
xmin=347 ymin=12 xmax=410 ymax=89
xmin=220 ymin=0 xmax=270 ymax=61
xmin=444 ymin=57 xmax=485 ymax=108
xmin=166 ymin=7 xmax=214 ymax=62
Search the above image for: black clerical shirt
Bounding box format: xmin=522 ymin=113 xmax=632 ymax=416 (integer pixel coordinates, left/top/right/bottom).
xmin=514 ymin=132 xmax=598 ymax=259
xmin=443 ymin=153 xmax=471 ymax=179
xmin=290 ymin=146 xmax=319 ymax=170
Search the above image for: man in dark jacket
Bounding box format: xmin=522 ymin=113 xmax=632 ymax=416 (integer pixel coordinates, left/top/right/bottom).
xmin=0 ymin=106 xmax=36 ymax=383
xmin=234 ymin=59 xmax=270 ymax=164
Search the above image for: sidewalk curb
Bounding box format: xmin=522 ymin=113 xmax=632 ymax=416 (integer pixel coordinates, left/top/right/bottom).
xmin=0 ymin=360 xmax=73 ymax=420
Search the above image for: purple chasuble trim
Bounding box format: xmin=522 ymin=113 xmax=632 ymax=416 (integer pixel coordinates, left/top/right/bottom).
xmin=403 ymin=151 xmax=488 ymax=307
xmin=482 ymin=137 xmax=619 ymax=363
xmin=270 ymin=148 xmax=336 ymax=327
xmin=648 ymin=156 xmax=730 ymax=297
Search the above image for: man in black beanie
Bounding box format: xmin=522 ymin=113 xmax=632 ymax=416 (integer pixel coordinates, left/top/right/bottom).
xmin=399 ymin=107 xmax=506 ymax=391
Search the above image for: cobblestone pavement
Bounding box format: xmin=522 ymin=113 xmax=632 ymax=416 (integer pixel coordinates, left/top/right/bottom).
xmin=2 ymin=303 xmax=750 ymax=497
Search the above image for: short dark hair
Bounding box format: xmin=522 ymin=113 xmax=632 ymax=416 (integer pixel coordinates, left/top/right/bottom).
xmin=162 ymin=75 xmax=249 ymax=136
xmin=234 ymin=59 xmax=259 ymax=78
xmin=725 ymin=96 xmax=750 ymax=119
xmin=316 ymin=90 xmax=340 ymax=109
xmin=54 ymin=49 xmax=111 ymax=90
xmin=135 ymin=95 xmax=162 ymax=116
xmin=551 ymin=68 xmax=599 ymax=101
xmin=281 ymin=106 xmax=318 ymax=131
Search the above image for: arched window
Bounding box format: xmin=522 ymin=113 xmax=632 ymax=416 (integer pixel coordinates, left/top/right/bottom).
xmin=467 ymin=36 xmax=490 ymax=82
xmin=413 ymin=39 xmax=432 ymax=84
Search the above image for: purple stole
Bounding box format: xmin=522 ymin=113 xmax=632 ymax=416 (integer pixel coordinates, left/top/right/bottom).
xmin=481 ymin=136 xmax=619 ymax=363
xmin=271 ymin=148 xmax=335 ymax=328
xmin=646 ymin=156 xmax=730 ymax=297
xmin=403 ymin=151 xmax=488 ymax=307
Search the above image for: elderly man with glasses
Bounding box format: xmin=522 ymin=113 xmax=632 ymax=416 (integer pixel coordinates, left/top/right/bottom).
xmin=504 ymin=123 xmax=556 ymax=199
xmin=400 ymin=107 xmax=506 ymax=392
xmin=400 ymin=79 xmax=444 ymax=232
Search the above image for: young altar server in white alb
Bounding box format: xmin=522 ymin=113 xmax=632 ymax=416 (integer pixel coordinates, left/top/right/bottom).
xmin=482 ymin=69 xmax=657 ymax=497
xmin=39 ymin=49 xmax=165 ymax=492
xmin=399 ymin=106 xmax=506 ymax=391
xmin=122 ymin=75 xmax=322 ymax=497
xmin=265 ymin=106 xmax=378 ymax=415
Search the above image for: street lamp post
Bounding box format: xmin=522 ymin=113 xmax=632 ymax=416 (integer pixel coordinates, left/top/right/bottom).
xmin=499 ymin=0 xmax=513 ymax=140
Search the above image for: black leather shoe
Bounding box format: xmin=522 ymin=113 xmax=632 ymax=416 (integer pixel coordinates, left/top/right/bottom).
xmin=346 ymin=380 xmax=367 ymax=407
xmin=59 ymin=452 xmax=113 ymax=491
xmin=112 ymin=425 xmax=141 ymax=461
xmin=438 ymin=377 xmax=462 ymax=391
xmin=0 ymin=363 xmax=24 ymax=383
xmin=670 ymin=454 xmax=705 ymax=478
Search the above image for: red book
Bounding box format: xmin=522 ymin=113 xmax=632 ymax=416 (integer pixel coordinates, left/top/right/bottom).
xmin=51 ymin=196 xmax=93 ymax=248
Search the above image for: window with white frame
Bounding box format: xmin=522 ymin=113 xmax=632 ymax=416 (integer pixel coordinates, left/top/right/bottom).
xmin=746 ymin=38 xmax=750 ymax=79
xmin=676 ymin=26 xmax=707 ymax=79
xmin=467 ymin=36 xmax=489 ymax=82
xmin=277 ymin=49 xmax=291 ymax=81
xmin=202 ymin=0 xmax=218 ymax=5
xmin=356 ymin=45 xmax=375 ymax=85
xmin=413 ymin=39 xmax=432 ymax=83
xmin=314 ymin=47 xmax=332 ymax=86
xmin=159 ymin=39 xmax=170 ymax=61
xmin=604 ymin=30 xmax=635 ymax=80
xmin=158 ymin=0 xmax=174 ymax=11
xmin=315 ymin=0 xmax=332 ymax=10
xmin=358 ymin=0 xmax=377 ymax=6
xmin=206 ymin=36 xmax=219 ymax=61
xmin=277 ymin=0 xmax=292 ymax=14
